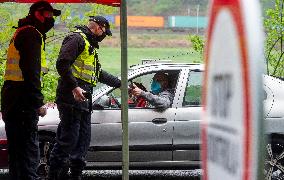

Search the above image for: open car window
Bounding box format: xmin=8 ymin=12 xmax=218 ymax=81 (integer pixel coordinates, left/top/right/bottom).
xmin=93 ymin=70 xmax=180 ymax=110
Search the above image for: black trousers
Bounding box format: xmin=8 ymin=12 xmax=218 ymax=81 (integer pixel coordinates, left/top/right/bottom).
xmin=3 ymin=109 xmax=39 ymax=180
xmin=49 ymin=103 xmax=91 ymax=176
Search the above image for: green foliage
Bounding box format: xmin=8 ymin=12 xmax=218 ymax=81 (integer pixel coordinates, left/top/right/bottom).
xmin=0 ymin=62 xmax=5 ymax=90
xmin=264 ymin=0 xmax=284 ymax=77
xmin=188 ymin=35 xmax=204 ymax=62
xmin=261 ymin=0 xmax=275 ymax=14
xmin=42 ymin=72 xmax=58 ymax=102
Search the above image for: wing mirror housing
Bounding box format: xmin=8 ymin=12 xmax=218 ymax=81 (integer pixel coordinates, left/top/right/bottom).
xmin=92 ymin=95 xmax=111 ymax=110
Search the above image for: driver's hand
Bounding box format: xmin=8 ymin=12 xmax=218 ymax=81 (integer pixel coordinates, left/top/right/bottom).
xmin=132 ymin=84 xmax=143 ymax=96
xmin=72 ymin=87 xmax=87 ymax=102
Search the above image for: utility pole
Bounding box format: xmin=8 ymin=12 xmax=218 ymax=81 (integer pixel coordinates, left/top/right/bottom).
xmin=196 ymin=4 xmax=200 ymax=34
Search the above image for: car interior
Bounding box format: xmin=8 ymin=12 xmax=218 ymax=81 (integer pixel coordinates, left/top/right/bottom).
xmin=93 ymin=70 xmax=180 ymax=109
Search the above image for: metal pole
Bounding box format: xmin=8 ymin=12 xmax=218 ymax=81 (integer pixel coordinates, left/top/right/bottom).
xmin=120 ymin=0 xmax=129 ymax=179
xmin=187 ymin=5 xmax=190 ymax=15
xmin=196 ymin=4 xmax=199 ymax=34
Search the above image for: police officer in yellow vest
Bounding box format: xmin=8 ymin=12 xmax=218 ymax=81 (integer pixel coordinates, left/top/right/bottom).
xmin=1 ymin=1 xmax=61 ymax=180
xmin=48 ymin=16 xmax=121 ymax=180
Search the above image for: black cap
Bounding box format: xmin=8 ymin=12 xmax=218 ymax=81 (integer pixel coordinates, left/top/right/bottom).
xmin=29 ymin=1 xmax=61 ymax=17
xmin=89 ymin=16 xmax=112 ymax=36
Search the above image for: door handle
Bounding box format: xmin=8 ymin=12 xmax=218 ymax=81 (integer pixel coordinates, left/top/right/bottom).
xmin=152 ymin=118 xmax=167 ymax=124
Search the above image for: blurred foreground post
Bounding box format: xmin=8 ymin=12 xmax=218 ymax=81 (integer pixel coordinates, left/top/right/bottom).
xmin=120 ymin=0 xmax=129 ymax=179
xmin=202 ymin=0 xmax=265 ymax=180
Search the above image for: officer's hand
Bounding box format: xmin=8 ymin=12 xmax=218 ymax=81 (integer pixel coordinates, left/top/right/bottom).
xmin=37 ymin=105 xmax=47 ymax=117
xmin=72 ymin=87 xmax=87 ymax=102
xmin=131 ymin=84 xmax=143 ymax=96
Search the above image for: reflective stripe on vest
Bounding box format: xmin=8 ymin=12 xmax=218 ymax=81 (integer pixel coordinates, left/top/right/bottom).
xmin=4 ymin=25 xmax=48 ymax=82
xmin=71 ymin=30 xmax=100 ymax=86
xmin=41 ymin=50 xmax=48 ymax=74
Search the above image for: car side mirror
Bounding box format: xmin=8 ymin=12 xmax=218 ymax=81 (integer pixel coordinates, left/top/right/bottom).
xmin=93 ymin=95 xmax=111 ymax=110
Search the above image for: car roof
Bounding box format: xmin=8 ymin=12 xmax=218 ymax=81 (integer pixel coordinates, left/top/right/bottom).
xmin=264 ymin=74 xmax=284 ymax=118
xmin=129 ymin=63 xmax=204 ymax=71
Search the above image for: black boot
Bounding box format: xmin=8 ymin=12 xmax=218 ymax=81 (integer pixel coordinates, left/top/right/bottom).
xmin=70 ymin=175 xmax=82 ymax=180
xmin=57 ymin=166 xmax=70 ymax=180
xmin=47 ymin=168 xmax=57 ymax=180
xmin=70 ymin=167 xmax=82 ymax=180
xmin=47 ymin=165 xmax=69 ymax=180
xmin=70 ymin=159 xmax=85 ymax=180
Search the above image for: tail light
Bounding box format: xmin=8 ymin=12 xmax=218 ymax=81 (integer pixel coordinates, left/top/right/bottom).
xmin=0 ymin=139 xmax=7 ymax=145
xmin=0 ymin=139 xmax=8 ymax=168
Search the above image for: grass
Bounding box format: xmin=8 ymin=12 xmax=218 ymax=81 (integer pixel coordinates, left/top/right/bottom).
xmin=46 ymin=31 xmax=203 ymax=75
xmin=97 ymin=47 xmax=203 ymax=75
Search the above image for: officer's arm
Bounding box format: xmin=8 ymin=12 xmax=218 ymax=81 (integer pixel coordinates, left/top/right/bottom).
xmin=17 ymin=28 xmax=44 ymax=109
xmin=56 ymin=34 xmax=85 ymax=90
xmin=98 ymin=70 xmax=121 ymax=88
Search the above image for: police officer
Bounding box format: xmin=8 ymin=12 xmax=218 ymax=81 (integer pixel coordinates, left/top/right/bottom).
xmin=48 ymin=16 xmax=121 ymax=180
xmin=1 ymin=1 xmax=61 ymax=180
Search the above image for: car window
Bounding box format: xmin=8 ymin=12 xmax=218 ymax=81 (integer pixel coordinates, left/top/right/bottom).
xmin=94 ymin=73 xmax=156 ymax=110
xmin=94 ymin=70 xmax=180 ymax=110
xmin=183 ymin=71 xmax=203 ymax=107
xmin=130 ymin=73 xmax=155 ymax=91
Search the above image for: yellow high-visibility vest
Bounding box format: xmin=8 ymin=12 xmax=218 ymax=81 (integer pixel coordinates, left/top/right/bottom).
xmin=4 ymin=25 xmax=48 ymax=82
xmin=71 ymin=30 xmax=100 ymax=86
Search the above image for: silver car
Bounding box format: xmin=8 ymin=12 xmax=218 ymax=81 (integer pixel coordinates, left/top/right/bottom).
xmin=0 ymin=63 xmax=283 ymax=179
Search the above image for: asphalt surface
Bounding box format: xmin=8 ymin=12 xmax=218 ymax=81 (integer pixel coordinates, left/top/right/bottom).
xmin=0 ymin=169 xmax=202 ymax=180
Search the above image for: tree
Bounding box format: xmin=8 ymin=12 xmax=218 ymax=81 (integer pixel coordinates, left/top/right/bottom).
xmin=188 ymin=35 xmax=204 ymax=62
xmin=264 ymin=0 xmax=284 ymax=77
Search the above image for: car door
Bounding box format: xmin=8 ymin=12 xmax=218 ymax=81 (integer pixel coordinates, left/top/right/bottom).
xmin=87 ymin=71 xmax=178 ymax=165
xmin=173 ymin=69 xmax=203 ymax=165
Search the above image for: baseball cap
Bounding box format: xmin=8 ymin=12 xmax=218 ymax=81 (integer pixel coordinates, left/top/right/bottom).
xmin=29 ymin=1 xmax=61 ymax=16
xmin=89 ymin=16 xmax=112 ymax=36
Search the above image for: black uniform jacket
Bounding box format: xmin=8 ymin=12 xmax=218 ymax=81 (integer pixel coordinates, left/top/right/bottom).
xmin=56 ymin=25 xmax=121 ymax=111
xmin=1 ymin=15 xmax=46 ymax=115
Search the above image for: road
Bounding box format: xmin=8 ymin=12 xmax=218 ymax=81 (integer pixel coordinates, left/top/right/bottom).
xmin=0 ymin=169 xmax=202 ymax=179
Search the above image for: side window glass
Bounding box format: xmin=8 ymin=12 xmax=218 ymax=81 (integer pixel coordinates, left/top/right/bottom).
xmin=183 ymin=71 xmax=203 ymax=107
xmin=131 ymin=73 xmax=155 ymax=91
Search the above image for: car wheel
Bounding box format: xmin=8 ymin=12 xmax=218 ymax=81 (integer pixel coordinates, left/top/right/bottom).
xmin=265 ymin=136 xmax=284 ymax=180
xmin=37 ymin=134 xmax=55 ymax=179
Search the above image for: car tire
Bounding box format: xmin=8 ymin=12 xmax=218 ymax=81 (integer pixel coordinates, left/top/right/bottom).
xmin=265 ymin=135 xmax=284 ymax=180
xmin=37 ymin=134 xmax=55 ymax=179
